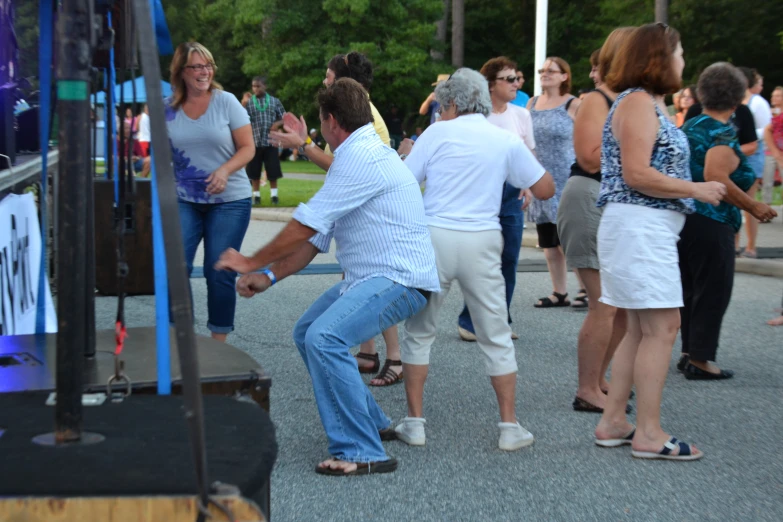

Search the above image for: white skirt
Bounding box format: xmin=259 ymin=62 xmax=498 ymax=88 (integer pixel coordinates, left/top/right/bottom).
xmin=597 ymin=202 xmax=686 ymax=309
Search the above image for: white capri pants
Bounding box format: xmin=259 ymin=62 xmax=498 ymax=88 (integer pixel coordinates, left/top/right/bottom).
xmin=400 ymin=226 xmax=518 ymax=376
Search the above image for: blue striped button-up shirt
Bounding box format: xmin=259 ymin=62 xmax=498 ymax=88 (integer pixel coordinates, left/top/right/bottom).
xmin=293 ymin=123 xmax=440 ymax=294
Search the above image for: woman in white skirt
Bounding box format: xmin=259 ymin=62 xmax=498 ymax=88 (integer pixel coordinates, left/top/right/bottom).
xmin=592 ymin=23 xmax=726 ymax=461
xmin=395 ymin=69 xmax=555 ymax=451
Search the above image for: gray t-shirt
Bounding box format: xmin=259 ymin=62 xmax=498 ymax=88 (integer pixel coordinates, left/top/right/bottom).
xmin=165 ymin=89 xmax=252 ymax=204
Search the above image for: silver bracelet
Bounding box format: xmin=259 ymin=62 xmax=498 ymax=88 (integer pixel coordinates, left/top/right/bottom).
xmin=399 ymin=153 xmax=408 ymax=161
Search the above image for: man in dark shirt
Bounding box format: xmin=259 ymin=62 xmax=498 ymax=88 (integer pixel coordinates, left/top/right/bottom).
xmin=385 ymin=106 xmax=404 ymax=150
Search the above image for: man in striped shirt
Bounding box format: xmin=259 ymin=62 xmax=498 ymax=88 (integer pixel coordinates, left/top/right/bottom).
xmin=216 ymin=78 xmax=439 ymax=477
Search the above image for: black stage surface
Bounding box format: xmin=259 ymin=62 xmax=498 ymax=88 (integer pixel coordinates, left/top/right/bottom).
xmin=0 ymin=393 xmax=277 ymax=498
xmin=0 ymin=328 xmax=271 ymax=405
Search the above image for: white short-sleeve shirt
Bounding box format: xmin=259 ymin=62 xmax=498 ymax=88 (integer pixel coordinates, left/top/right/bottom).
xmin=487 ymin=104 xmax=535 ymax=150
xmin=404 ymin=113 xmax=545 ymax=232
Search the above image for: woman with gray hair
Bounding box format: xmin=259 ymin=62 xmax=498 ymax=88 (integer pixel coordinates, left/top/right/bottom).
xmin=678 ymin=62 xmax=777 ymax=379
xmin=395 ymin=68 xmax=555 ymax=451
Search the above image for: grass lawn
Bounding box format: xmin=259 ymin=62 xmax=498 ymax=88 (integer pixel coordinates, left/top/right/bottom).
xmin=759 ymin=185 xmax=782 ymax=205
xmin=255 ymin=178 xmax=323 ymax=207
xmin=280 ymin=160 xmax=326 ymax=175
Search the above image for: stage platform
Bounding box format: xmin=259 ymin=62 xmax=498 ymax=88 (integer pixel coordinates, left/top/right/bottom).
xmin=0 ymin=327 xmax=271 ymax=409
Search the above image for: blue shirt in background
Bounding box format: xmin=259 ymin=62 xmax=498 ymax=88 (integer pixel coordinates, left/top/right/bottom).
xmin=510 ymin=91 xmax=530 ymax=108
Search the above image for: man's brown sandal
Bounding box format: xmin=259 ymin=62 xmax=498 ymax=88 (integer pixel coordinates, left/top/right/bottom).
xmin=370 ymin=359 xmax=404 ymax=387
xmin=354 ymin=352 xmax=379 ymax=374
xmin=315 ymin=457 xmax=398 ymax=476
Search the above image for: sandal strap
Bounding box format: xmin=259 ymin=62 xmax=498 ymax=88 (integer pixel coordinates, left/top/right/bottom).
xmin=552 ymin=291 xmax=568 ymax=301
xmin=375 ymin=359 xmax=402 ymax=384
xmin=355 ymin=352 xmax=379 ymax=363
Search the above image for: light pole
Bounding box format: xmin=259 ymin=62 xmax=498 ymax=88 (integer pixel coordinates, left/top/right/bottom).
xmin=655 ymin=0 xmax=668 ymax=24
xmin=534 ymin=0 xmax=548 ymax=96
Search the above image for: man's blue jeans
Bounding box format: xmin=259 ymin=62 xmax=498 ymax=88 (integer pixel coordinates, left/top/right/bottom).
xmin=458 ymin=212 xmax=523 ymax=332
xmin=293 ymin=277 xmax=428 ymax=463
xmin=178 ymin=198 xmax=251 ymax=334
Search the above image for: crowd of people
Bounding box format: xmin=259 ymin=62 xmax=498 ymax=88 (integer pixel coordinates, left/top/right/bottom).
xmin=149 ymin=22 xmax=782 ymax=476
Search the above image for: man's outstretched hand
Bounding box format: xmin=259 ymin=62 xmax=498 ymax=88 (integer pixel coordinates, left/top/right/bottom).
xmin=236 ymin=273 xmax=272 ymax=298
xmin=215 ymin=248 xmax=254 ymax=274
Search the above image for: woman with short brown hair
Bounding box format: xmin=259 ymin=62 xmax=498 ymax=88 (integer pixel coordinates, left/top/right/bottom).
xmin=592 ymin=24 xmax=727 ymax=461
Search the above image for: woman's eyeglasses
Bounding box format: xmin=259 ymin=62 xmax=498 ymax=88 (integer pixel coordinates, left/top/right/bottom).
xmin=538 ymin=68 xmax=563 ymax=75
xmin=184 ymin=64 xmax=214 ymax=72
xmin=496 ymin=75 xmax=521 ymax=84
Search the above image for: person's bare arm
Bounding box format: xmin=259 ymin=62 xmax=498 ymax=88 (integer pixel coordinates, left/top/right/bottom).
xmin=419 ymin=92 xmax=435 ymax=115
xmin=764 ymin=124 xmax=782 ymax=161
xmin=215 ymin=218 xmax=317 ymax=274
xmin=573 ymin=92 xmax=609 ymax=173
xmin=566 ymin=97 xmax=581 ymax=120
xmin=206 ymin=124 xmax=255 ymax=194
xmin=236 ymin=243 xmax=320 ymax=298
xmin=614 ymin=92 xmax=725 ymax=204
xmin=269 ymin=114 xmax=334 ymax=171
xmin=704 ymin=146 xmax=777 ymax=222
xmin=740 ymin=140 xmax=758 ymax=157
xmin=529 ymin=172 xmax=555 ymax=200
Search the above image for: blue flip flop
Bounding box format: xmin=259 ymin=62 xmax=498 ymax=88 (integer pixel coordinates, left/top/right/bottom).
xmin=631 ymin=436 xmax=704 ymax=461
xmin=595 ymin=427 xmax=635 ymax=447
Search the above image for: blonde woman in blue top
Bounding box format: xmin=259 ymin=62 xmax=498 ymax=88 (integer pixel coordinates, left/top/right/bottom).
xmin=592 ymin=24 xmax=727 ymax=461
xmin=678 ymin=63 xmax=777 ymax=380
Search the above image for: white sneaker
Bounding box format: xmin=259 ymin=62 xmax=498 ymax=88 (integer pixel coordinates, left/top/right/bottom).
xmin=498 ymin=421 xmax=535 ymax=451
xmin=395 ymin=417 xmax=426 ymax=446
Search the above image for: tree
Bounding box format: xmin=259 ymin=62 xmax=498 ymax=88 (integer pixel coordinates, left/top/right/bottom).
xmin=222 ymin=0 xmax=445 ymax=126
xmin=431 ymin=0 xmax=450 ymax=60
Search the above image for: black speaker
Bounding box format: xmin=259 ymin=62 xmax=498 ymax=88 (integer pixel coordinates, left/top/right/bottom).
xmin=94 ymin=178 xmax=155 ymax=295
xmin=0 ymin=88 xmax=15 ymax=166
xmin=15 ymin=106 xmax=39 ymax=153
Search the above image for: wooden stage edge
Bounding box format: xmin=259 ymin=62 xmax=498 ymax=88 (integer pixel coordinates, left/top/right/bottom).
xmin=0 ymin=494 xmax=266 ymax=522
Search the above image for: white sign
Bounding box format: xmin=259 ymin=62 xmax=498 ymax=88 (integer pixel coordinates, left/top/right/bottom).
xmin=0 ymin=193 xmax=57 ymax=335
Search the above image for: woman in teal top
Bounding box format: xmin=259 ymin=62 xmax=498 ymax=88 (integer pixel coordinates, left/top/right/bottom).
xmin=678 ymin=63 xmax=777 ymax=380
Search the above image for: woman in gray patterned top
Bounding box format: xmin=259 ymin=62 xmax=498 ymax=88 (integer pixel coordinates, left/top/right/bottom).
xmin=527 ymin=57 xmax=584 ymax=309
xmin=166 ymin=42 xmax=255 ymax=342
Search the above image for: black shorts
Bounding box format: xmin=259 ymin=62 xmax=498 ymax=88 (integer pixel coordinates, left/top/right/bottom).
xmin=536 ymin=222 xmax=561 ymax=249
xmin=247 ymin=146 xmax=283 ymax=181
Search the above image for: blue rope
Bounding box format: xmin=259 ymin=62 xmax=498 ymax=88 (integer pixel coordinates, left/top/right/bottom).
xmin=108 ymin=11 xmax=118 ymax=201
xmin=148 ymin=0 xmax=171 ymax=395
xmin=35 ymin=0 xmax=53 ymax=334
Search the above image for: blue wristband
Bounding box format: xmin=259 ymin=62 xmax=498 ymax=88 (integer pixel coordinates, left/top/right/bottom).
xmin=262 ymin=268 xmax=277 ymax=286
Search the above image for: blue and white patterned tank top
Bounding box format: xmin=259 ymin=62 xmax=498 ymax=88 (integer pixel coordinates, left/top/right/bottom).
xmin=596 ymin=87 xmax=695 ymax=214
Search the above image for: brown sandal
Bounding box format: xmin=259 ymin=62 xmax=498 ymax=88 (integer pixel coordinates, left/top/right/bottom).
xmin=369 ymin=359 xmax=403 ymax=387
xmin=354 ymin=352 xmax=380 ymax=374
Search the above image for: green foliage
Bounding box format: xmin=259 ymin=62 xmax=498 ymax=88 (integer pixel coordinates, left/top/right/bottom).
xmin=12 ymin=0 xmax=783 ymax=127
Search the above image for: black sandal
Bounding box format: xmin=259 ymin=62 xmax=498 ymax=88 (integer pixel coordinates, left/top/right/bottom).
xmin=370 ymin=359 xmax=404 ymax=387
xmin=315 ymin=457 xmax=398 ymax=476
xmin=354 ymin=352 xmax=379 ymax=374
xmin=572 ymin=288 xmax=588 ymax=309
xmin=534 ymin=291 xmax=570 ymax=308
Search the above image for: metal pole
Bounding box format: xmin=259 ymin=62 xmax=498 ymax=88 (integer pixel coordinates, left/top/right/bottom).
xmin=54 ymin=0 xmax=92 ymax=442
xmin=534 ymin=0 xmax=548 ymax=96
xmin=655 ymin=0 xmax=668 ymax=24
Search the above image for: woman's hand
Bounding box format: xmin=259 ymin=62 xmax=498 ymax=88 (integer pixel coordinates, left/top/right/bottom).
xmin=215 ymin=248 xmax=254 ymax=274
xmin=205 ymin=167 xmax=230 ymax=194
xmin=398 ymin=138 xmax=415 ymax=156
xmin=518 ymin=189 xmax=533 ymax=211
xmin=749 ymin=201 xmax=778 ymax=223
xmin=691 ymin=181 xmax=727 ymax=206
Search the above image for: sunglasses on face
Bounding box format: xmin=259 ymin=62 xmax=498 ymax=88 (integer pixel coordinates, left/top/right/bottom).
xmin=496 ymin=75 xmax=520 ymax=84
xmin=184 ymin=64 xmax=214 ymax=72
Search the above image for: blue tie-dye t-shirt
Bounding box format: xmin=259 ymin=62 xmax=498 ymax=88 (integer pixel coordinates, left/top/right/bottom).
xmin=165 ymin=89 xmax=252 ymax=204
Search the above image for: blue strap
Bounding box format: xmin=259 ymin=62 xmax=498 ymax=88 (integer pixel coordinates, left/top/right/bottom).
xmin=108 ymin=12 xmax=119 ymax=200
xmin=36 ymin=0 xmax=53 ymax=334
xmin=148 ymin=0 xmax=171 ymax=395
xmin=660 ymin=437 xmax=678 ymax=455
xmin=152 ymin=0 xmax=174 ymax=55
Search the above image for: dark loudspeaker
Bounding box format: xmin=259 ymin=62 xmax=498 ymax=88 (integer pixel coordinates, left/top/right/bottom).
xmin=94 ymin=178 xmax=155 ymax=295
xmin=15 ymin=106 xmax=40 ymax=153
xmin=0 ymin=88 xmax=15 ymax=166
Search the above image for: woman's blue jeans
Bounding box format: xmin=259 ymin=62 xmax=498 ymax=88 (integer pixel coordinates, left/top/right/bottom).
xmin=178 ymin=198 xmax=251 ymax=334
